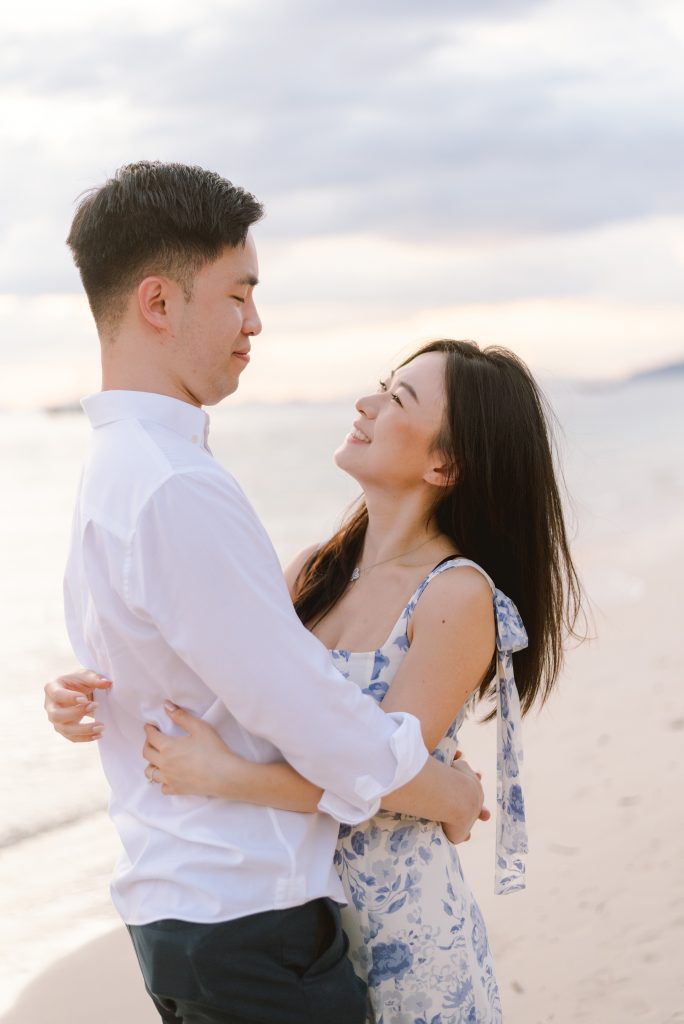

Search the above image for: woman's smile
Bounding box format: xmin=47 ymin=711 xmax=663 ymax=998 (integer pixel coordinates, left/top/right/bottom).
xmin=346 ymin=424 xmax=371 ymax=444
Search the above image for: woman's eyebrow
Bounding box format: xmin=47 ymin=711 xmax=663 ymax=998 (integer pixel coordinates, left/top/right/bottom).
xmin=394 ymin=379 xmax=419 ymax=403
xmin=236 ymin=274 xmax=259 ymax=287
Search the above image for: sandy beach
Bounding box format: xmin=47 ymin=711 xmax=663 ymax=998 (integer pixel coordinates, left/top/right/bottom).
xmin=3 ymin=532 xmax=682 ymax=1023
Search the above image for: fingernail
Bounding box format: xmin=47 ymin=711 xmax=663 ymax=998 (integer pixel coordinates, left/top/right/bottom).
xmin=92 ymin=724 xmax=104 ymax=733
xmin=75 ymin=695 xmax=89 ymax=705
xmin=164 ymin=701 xmax=178 ymax=713
xmin=87 ymin=703 xmax=98 ymax=714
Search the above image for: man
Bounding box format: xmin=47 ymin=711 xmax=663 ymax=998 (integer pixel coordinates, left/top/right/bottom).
xmin=46 ymin=161 xmax=485 ymax=1024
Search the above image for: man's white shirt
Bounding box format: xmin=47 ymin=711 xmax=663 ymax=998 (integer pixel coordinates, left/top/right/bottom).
xmin=64 ymin=390 xmax=429 ymax=925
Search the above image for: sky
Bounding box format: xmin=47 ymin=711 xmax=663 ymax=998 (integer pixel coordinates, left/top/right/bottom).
xmin=1 ymin=0 xmax=683 ymax=407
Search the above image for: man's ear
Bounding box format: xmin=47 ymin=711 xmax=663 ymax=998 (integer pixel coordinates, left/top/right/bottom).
xmin=137 ymin=276 xmax=181 ymax=333
xmin=423 ymin=456 xmax=458 ymax=489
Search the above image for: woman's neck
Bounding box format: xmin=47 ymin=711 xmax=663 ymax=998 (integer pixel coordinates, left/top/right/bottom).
xmin=360 ymin=488 xmax=443 ymax=569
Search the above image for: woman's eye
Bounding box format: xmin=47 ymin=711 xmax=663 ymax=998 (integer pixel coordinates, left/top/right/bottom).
xmin=231 ymin=295 xmax=246 ymax=304
xmin=378 ymin=379 xmax=402 ymax=405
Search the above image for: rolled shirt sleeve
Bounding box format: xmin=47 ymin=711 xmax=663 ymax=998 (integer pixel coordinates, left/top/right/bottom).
xmin=123 ymin=468 xmax=429 ymax=821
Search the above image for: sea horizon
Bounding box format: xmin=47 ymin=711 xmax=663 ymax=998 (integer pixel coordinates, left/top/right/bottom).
xmin=1 ymin=350 xmax=683 ymax=417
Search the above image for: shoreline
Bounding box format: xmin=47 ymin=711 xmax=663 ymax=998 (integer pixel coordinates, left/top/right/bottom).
xmin=0 ymin=812 xmax=121 ymax=1018
xmin=3 ymin=536 xmax=683 ymax=1023
xmin=0 ymin=928 xmax=155 ymax=1024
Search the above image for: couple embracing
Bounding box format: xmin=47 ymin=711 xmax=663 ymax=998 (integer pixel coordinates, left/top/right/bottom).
xmin=45 ymin=161 xmax=581 ymax=1024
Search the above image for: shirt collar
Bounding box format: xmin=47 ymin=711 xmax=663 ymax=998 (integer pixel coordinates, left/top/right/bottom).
xmin=81 ymin=390 xmax=211 ymax=449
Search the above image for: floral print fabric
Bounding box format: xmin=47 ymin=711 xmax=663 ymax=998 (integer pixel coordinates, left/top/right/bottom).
xmin=331 ymin=558 xmax=529 ymax=1023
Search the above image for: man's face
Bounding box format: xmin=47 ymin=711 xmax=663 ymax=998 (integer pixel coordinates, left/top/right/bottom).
xmin=173 ymin=232 xmax=261 ymax=406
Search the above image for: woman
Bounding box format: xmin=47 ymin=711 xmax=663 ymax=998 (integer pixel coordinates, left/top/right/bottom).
xmin=47 ymin=340 xmax=581 ymax=1023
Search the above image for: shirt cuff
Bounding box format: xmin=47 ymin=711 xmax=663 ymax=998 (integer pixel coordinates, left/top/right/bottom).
xmin=316 ymin=711 xmax=429 ymax=825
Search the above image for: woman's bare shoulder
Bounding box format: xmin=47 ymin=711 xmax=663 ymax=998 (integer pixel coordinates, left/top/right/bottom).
xmin=283 ymin=543 xmax=321 ymax=599
xmin=410 ymin=563 xmax=494 ymax=640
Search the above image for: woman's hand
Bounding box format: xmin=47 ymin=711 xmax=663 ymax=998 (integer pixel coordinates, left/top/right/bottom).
xmin=441 ymin=750 xmax=491 ymax=844
xmin=44 ymin=669 xmax=112 ymax=742
xmin=143 ymin=703 xmax=248 ymax=798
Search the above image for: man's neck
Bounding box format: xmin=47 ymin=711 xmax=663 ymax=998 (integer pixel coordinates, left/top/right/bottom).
xmin=101 ymin=362 xmax=202 ymax=408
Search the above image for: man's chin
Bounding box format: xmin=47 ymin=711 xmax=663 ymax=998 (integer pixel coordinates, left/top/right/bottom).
xmin=204 ymin=377 xmax=240 ymax=406
xmin=224 ymin=376 xmax=240 ymax=399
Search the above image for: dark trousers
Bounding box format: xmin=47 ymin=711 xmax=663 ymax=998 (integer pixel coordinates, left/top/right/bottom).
xmin=127 ymin=898 xmax=367 ymax=1024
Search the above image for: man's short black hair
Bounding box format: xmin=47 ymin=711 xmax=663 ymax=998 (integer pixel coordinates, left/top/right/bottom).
xmin=67 ymin=161 xmax=264 ymax=328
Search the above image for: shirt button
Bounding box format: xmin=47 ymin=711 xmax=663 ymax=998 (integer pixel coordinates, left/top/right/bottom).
xmin=191 ymin=434 xmax=199 ymax=444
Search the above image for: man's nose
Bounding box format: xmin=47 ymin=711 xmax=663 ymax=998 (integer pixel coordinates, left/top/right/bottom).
xmin=243 ymin=301 xmax=262 ymax=337
xmin=245 ymin=313 xmax=262 ymax=337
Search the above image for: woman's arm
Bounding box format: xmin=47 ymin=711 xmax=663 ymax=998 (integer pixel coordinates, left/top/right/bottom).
xmin=144 ymin=703 xmax=323 ymax=809
xmin=380 ymin=565 xmax=495 ymax=754
xmin=144 ymin=704 xmax=486 ymax=834
xmin=145 ymin=705 xmax=487 ymax=845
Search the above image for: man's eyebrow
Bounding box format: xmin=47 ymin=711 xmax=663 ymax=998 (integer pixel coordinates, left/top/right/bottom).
xmin=389 ymin=371 xmax=419 ymax=404
xmin=236 ymin=275 xmax=259 ymax=287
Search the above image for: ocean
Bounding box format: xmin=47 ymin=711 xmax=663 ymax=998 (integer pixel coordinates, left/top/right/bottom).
xmin=1 ymin=374 xmax=682 ymax=1012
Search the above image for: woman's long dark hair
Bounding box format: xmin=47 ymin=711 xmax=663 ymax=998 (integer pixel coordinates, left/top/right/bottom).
xmin=293 ymin=340 xmax=584 ymax=715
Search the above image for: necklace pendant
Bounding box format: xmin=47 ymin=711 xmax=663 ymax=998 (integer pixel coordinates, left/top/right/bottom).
xmin=350 ymin=567 xmax=360 ymax=582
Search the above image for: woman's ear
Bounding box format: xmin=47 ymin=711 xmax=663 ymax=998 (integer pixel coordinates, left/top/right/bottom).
xmin=423 ymin=456 xmax=458 ymax=489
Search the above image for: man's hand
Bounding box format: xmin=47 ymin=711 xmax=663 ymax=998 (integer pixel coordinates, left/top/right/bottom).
xmin=442 ymin=750 xmax=491 ymax=844
xmin=44 ymin=669 xmax=111 ymax=742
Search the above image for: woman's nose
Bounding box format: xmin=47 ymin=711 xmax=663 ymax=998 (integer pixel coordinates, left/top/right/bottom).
xmin=355 ymin=393 xmax=377 ymax=418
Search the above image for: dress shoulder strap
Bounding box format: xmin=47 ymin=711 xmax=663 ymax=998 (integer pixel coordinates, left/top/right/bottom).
xmin=402 ymin=556 xmax=495 ymax=622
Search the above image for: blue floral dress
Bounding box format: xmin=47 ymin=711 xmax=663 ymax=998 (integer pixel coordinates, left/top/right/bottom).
xmin=331 ymin=558 xmax=529 ymax=1024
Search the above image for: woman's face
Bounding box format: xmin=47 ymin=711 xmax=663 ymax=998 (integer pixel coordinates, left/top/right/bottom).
xmin=334 ymin=350 xmax=449 ymax=493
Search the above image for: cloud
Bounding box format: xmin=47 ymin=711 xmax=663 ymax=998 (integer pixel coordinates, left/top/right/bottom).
xmin=257 ymin=216 xmax=684 ymax=308
xmin=0 ymin=0 xmax=683 ymax=300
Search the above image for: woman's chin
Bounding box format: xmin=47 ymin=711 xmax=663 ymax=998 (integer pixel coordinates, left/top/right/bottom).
xmin=333 ymin=444 xmax=363 ymax=480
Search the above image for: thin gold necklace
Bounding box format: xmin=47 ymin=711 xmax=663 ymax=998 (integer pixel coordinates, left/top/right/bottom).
xmin=350 ymin=535 xmax=439 ymax=583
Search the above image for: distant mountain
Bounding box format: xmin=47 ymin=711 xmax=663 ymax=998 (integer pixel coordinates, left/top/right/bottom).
xmin=627 ymin=358 xmax=684 ymax=383
xmin=43 ymin=401 xmax=83 ymax=415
